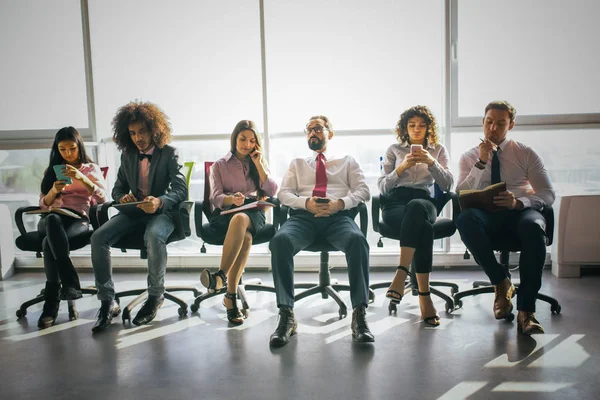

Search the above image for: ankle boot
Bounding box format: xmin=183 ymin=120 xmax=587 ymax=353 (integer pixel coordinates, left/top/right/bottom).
xmin=37 ymin=282 xmax=61 ymax=329
xmin=351 ymin=305 xmax=375 ymax=343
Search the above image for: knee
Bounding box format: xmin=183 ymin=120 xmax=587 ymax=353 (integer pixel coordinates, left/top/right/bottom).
xmin=91 ymin=228 xmax=107 ymax=248
xmin=230 ymin=213 xmax=250 ymax=228
xmin=347 ymin=231 xmax=369 ymax=251
xmin=518 ymin=219 xmax=545 ymax=241
xmin=456 ymin=209 xmax=480 ymax=231
xmin=145 ymin=228 xmax=168 ymax=246
xmin=269 ymin=232 xmax=292 ymax=254
xmin=44 ymin=213 xmax=62 ymax=228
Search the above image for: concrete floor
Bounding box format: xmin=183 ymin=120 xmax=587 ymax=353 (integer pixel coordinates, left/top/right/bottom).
xmin=0 ymin=268 xmax=599 ymax=400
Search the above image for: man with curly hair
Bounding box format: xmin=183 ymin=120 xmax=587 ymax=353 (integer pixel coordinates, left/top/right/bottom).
xmin=90 ymin=101 xmax=188 ymax=333
xmin=456 ymin=101 xmax=555 ymax=335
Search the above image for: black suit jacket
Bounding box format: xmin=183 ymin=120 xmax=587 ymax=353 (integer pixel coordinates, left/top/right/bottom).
xmin=112 ymin=145 xmax=188 ymax=213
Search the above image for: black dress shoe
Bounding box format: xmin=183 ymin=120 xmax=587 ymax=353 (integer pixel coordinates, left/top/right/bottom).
xmin=92 ymin=300 xmax=121 ymax=333
xmin=351 ymin=305 xmax=374 ymax=343
xmin=132 ymin=295 xmax=164 ymax=326
xmin=59 ymin=287 xmax=83 ymax=301
xmin=269 ymin=306 xmax=297 ymax=347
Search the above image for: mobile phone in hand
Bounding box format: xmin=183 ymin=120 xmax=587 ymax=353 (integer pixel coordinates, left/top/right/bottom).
xmin=411 ymin=144 xmax=423 ymax=154
xmin=316 ymin=197 xmax=330 ymax=204
xmin=53 ymin=165 xmax=72 ymax=184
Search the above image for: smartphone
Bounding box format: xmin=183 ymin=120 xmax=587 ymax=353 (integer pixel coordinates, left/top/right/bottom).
xmin=316 ymin=197 xmax=330 ymax=204
xmin=53 ymin=165 xmax=72 ymax=184
xmin=411 ymin=144 xmax=423 ymax=154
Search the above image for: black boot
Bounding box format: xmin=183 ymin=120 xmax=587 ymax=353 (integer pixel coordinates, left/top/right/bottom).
xmin=351 ymin=305 xmax=374 ymax=343
xmin=269 ymin=306 xmax=297 ymax=347
xmin=92 ymin=300 xmax=121 ymax=333
xmin=132 ymin=295 xmax=164 ymax=326
xmin=37 ymin=282 xmax=61 ymax=329
xmin=58 ymin=258 xmax=83 ymax=300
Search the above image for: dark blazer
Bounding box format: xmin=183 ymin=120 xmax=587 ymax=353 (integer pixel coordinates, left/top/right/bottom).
xmin=112 ymin=144 xmax=188 ymax=213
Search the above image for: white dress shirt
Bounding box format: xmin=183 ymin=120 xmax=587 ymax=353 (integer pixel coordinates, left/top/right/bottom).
xmin=278 ymin=150 xmax=371 ymax=210
xmin=456 ymin=138 xmax=555 ymax=210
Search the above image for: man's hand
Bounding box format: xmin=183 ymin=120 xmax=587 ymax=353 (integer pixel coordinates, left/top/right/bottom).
xmin=138 ymin=196 xmax=162 ymax=214
xmin=120 ymin=193 xmax=138 ymax=203
xmin=306 ymin=197 xmax=343 ymax=217
xmin=493 ymin=190 xmax=523 ymax=210
xmin=478 ymin=139 xmax=498 ymax=163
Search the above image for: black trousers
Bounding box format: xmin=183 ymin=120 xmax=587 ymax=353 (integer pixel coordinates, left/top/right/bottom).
xmin=455 ymin=208 xmax=547 ymax=312
xmin=269 ymin=210 xmax=370 ymax=309
xmin=37 ymin=213 xmax=89 ymax=290
xmin=381 ymin=188 xmax=438 ymax=273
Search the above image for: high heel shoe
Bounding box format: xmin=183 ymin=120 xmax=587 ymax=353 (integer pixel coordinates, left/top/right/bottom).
xmin=386 ymin=265 xmax=410 ymax=304
xmin=418 ymin=291 xmax=440 ymax=327
xmin=223 ymin=292 xmax=245 ymax=325
xmin=200 ymin=269 xmax=227 ymax=293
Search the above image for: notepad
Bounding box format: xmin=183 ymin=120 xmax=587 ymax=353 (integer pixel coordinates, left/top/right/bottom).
xmin=26 ymin=208 xmax=81 ymax=219
xmin=459 ymin=182 xmax=507 ymax=213
xmin=220 ymin=200 xmax=275 ymax=215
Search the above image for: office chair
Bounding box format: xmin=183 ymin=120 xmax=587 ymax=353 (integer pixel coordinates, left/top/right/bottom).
xmin=96 ymin=161 xmax=201 ymax=322
xmin=278 ymin=202 xmax=376 ymax=320
xmin=14 ymin=167 xmax=108 ymax=320
xmin=453 ymin=206 xmax=561 ymax=318
xmin=370 ymin=184 xmax=459 ymax=314
xmin=190 ymin=161 xmax=280 ymax=316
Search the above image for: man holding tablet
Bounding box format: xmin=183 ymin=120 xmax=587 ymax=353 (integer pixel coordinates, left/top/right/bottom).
xmin=90 ymin=101 xmax=188 ymax=333
xmin=268 ymin=115 xmax=374 ymax=347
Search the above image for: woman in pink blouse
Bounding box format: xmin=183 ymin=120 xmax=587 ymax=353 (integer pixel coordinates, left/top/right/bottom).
xmin=37 ymin=127 xmax=108 ymax=329
xmin=200 ymin=120 xmax=278 ymax=325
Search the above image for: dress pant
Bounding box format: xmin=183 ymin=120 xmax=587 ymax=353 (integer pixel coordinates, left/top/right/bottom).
xmin=91 ymin=212 xmax=175 ymax=301
xmin=269 ymin=210 xmax=370 ymax=309
xmin=38 ymin=213 xmax=89 ymax=289
xmin=455 ymin=208 xmax=547 ymax=312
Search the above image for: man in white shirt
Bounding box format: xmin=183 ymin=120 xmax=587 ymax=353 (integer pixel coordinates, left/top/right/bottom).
xmin=456 ymin=101 xmax=555 ymax=335
xmin=269 ymin=115 xmax=374 ymax=347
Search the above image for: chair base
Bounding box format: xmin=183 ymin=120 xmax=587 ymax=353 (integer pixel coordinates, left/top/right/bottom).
xmin=16 ymin=287 xmax=98 ymax=319
xmin=453 ymin=280 xmax=562 ymax=315
xmin=116 ymin=286 xmax=202 ymax=323
xmin=190 ymin=278 xmax=275 ymax=316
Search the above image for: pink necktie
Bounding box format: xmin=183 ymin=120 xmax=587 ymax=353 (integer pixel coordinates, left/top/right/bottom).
xmin=312 ymin=153 xmax=327 ymax=197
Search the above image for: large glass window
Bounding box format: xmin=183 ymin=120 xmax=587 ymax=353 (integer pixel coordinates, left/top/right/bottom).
xmin=264 ymin=0 xmax=445 ymax=134
xmin=0 ymin=1 xmax=89 ymax=137
xmin=88 ymin=0 xmax=263 ymax=138
xmin=455 ymin=0 xmax=600 ymax=122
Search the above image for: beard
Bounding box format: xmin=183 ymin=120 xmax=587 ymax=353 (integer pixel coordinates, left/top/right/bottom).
xmin=308 ymin=137 xmax=324 ymax=151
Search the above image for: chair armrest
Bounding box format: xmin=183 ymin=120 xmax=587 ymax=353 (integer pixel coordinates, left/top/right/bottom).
xmin=357 ymin=202 xmax=368 ymax=238
xmin=542 ymin=205 xmax=554 ymax=245
xmin=266 ymin=197 xmax=281 ymax=231
xmin=15 ymin=206 xmax=41 ymax=236
xmin=89 ymin=204 xmax=100 ymax=230
xmin=448 ymin=192 xmax=460 ymax=222
xmin=371 ymin=196 xmax=381 ymax=233
xmin=280 ymin=205 xmax=290 ymax=225
xmin=172 ymin=201 xmax=193 ymax=237
xmin=96 ymin=201 xmax=116 ymax=227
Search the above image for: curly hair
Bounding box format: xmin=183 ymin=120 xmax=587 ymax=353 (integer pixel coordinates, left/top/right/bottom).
xmin=395 ymin=105 xmax=439 ymax=146
xmin=484 ymin=101 xmax=517 ymax=122
xmin=112 ymin=101 xmax=172 ymax=153
xmin=41 ymin=127 xmax=92 ymax=195
xmin=229 ymin=120 xmax=266 ymax=200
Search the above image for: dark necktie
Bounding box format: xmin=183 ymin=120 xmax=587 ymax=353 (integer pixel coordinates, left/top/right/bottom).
xmin=491 ymin=150 xmax=501 ymax=184
xmin=139 ymin=153 xmax=152 ymax=162
xmin=312 ymin=153 xmax=327 ymax=197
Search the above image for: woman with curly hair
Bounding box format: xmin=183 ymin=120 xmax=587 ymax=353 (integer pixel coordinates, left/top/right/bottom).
xmin=377 ymin=105 xmax=454 ymax=326
xmin=90 ymin=101 xmax=188 ymax=333
xmin=37 ymin=126 xmax=108 ymax=329
xmin=200 ymin=120 xmax=278 ymax=325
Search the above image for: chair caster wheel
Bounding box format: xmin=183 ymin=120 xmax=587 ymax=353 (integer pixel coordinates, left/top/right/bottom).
xmin=368 ymin=291 xmax=376 ymax=303
xmin=388 ymin=302 xmax=397 ymax=314
xmin=16 ymin=309 xmax=26 ymax=318
xmin=551 ymin=304 xmax=561 ymax=315
xmin=505 ymin=313 xmax=515 ymax=322
xmin=68 ymin=305 xmax=79 ymax=321
xmin=122 ymin=309 xmax=131 ymax=324
xmin=190 ymin=304 xmax=199 ymax=313
xmin=242 ymin=308 xmax=249 ymax=318
xmin=339 ymin=309 xmax=347 ymax=319
xmin=455 ymin=299 xmax=463 ymax=309
xmin=445 ymin=302 xmax=454 ymax=313
xmin=178 ymin=307 xmax=187 ymax=317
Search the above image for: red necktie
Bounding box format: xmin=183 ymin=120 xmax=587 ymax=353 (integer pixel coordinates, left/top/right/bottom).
xmin=312 ymin=153 xmax=327 ymax=197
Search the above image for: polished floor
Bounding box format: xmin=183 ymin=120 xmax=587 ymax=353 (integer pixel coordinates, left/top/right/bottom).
xmin=0 ymin=268 xmax=599 ymax=400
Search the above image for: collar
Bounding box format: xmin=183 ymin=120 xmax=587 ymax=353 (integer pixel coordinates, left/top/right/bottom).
xmin=311 ymin=149 xmax=329 ymax=161
xmin=496 ymin=138 xmax=511 ymax=152
xmin=224 ymin=151 xmax=249 ymax=164
xmin=139 ymin=146 xmax=156 ymax=156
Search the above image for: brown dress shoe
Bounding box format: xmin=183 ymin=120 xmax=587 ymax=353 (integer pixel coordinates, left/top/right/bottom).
xmin=493 ymin=278 xmax=515 ymax=319
xmin=517 ymin=311 xmax=545 ymax=335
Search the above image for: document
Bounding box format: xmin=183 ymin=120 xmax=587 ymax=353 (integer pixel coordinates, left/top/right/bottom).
xmin=459 ymin=182 xmax=507 ymax=213
xmin=26 ymin=207 xmax=81 ymax=219
xmin=220 ymin=200 xmax=275 ymax=215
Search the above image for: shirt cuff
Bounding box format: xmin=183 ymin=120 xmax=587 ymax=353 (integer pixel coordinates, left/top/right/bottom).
xmin=340 ymin=196 xmax=353 ymax=210
xmin=517 ymin=196 xmax=531 ymax=209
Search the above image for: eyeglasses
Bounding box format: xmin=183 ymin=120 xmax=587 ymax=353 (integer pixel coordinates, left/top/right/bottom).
xmin=304 ymin=125 xmax=327 ymax=135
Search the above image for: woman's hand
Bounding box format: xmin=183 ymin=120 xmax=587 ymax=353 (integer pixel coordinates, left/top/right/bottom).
xmin=396 ymin=153 xmax=418 ymax=176
xmin=250 ymin=144 xmax=266 ymax=168
xmin=231 ymin=192 xmax=245 ymax=207
xmin=51 ymin=180 xmax=69 ymax=195
xmin=411 ymin=148 xmax=436 ymax=166
xmin=62 ymin=164 xmax=86 ymax=182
